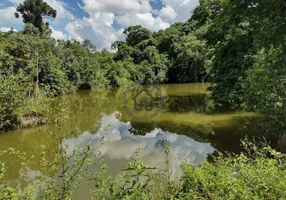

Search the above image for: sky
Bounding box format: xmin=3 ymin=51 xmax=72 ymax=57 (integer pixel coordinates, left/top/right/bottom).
xmin=0 ymin=0 xmax=199 ymax=50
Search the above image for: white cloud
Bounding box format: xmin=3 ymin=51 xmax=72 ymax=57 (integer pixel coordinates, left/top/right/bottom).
xmin=82 ymin=0 xmax=152 ymax=14
xmin=0 ymin=27 xmax=17 ymax=32
xmin=1 ymin=0 xmax=200 ymax=50
xmin=64 ymin=0 xmax=200 ymax=50
xmin=63 ymin=112 xmax=216 ymax=179
xmin=66 ymin=0 xmax=160 ymax=50
xmin=117 ymin=12 xmax=170 ymax=31
xmin=160 ymin=0 xmax=199 ymax=23
xmin=0 ymin=6 xmax=22 ymax=24
xmin=44 ymin=0 xmax=74 ymax=21
xmin=152 ymin=9 xmax=160 ymax=15
xmin=0 ymin=27 xmax=11 ymax=32
xmin=66 ymin=13 xmax=124 ymax=50
xmin=117 ymin=28 xmax=126 ymax=41
xmin=50 ymin=26 xmax=71 ymax=40
xmin=80 ymin=0 xmax=171 ymax=32
xmin=90 ymin=12 xmax=115 ymax=27
xmin=159 ymin=5 xmax=177 ymax=22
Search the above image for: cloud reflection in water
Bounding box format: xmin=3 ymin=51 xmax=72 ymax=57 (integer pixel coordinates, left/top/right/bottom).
xmin=63 ymin=112 xmax=216 ymax=179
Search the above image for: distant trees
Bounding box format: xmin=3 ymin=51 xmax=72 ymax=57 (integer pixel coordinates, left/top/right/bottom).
xmin=112 ymin=23 xmax=212 ymax=84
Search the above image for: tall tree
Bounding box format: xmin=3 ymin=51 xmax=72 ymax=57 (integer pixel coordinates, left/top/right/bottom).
xmin=15 ymin=0 xmax=57 ymax=33
xmin=172 ymin=34 xmax=212 ymax=83
xmin=123 ymin=26 xmax=152 ymax=47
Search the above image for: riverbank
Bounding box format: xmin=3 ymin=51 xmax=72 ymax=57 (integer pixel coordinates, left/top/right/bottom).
xmin=0 ymin=84 xmax=112 ymax=132
xmin=20 ymin=111 xmax=48 ymax=128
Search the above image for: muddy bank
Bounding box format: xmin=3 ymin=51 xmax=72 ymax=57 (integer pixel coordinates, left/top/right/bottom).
xmin=20 ymin=111 xmax=48 ymax=128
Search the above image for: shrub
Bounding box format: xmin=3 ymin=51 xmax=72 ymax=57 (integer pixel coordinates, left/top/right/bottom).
xmin=0 ymin=74 xmax=27 ymax=131
xmin=178 ymin=139 xmax=286 ymax=199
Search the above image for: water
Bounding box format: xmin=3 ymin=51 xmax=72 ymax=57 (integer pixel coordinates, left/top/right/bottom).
xmin=0 ymin=83 xmax=266 ymax=195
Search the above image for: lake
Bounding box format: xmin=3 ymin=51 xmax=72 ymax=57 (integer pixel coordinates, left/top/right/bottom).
xmin=0 ymin=83 xmax=266 ymax=196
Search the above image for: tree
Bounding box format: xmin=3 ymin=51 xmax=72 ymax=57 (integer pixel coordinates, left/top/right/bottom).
xmin=153 ymin=23 xmax=182 ymax=55
xmin=112 ymin=41 xmax=134 ymax=62
xmin=172 ymin=34 xmax=212 ymax=83
xmin=190 ymin=0 xmax=223 ymax=28
xmin=123 ymin=26 xmax=152 ymax=47
xmin=203 ymin=0 xmax=255 ymax=109
xmin=15 ymin=0 xmax=57 ymax=33
xmin=244 ymin=47 xmax=286 ymax=129
xmin=205 ymin=0 xmax=286 ymax=112
xmin=82 ymin=39 xmax=96 ymax=53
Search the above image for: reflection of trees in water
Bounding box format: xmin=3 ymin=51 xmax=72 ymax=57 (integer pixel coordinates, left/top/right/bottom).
xmin=131 ymin=116 xmax=272 ymax=154
xmin=162 ymin=94 xmax=213 ymax=113
xmin=247 ymin=116 xmax=286 ymax=152
xmin=130 ymin=121 xmax=209 ymax=142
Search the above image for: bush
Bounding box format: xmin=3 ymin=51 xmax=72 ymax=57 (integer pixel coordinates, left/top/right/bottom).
xmin=0 ymin=74 xmax=27 ymax=131
xmin=178 ymin=139 xmax=286 ymax=199
xmin=243 ymin=46 xmax=286 ymax=130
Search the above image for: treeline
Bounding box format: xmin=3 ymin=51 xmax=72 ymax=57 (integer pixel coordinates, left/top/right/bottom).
xmin=1 ymin=0 xmax=286 ymax=133
xmin=0 ymin=27 xmax=116 ymax=130
xmin=0 ymin=0 xmax=211 ymax=130
xmin=113 ymin=0 xmax=286 ymax=133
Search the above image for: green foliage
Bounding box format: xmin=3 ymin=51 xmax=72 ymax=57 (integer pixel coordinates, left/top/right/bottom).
xmin=172 ymin=34 xmax=212 ymax=83
xmin=0 ymin=74 xmax=27 ymax=131
xmin=113 ymin=22 xmax=211 ymax=84
xmin=244 ymin=46 xmax=286 ymax=128
xmin=15 ymin=0 xmax=57 ymax=33
xmin=1 ymin=0 xmax=286 ymax=133
xmin=153 ymin=23 xmax=182 ymax=55
xmin=188 ymin=0 xmax=286 ymax=131
xmin=1 ymin=137 xmax=286 ymax=199
xmin=124 ymin=26 xmax=152 ymax=47
xmin=179 ymin=139 xmax=286 ymax=199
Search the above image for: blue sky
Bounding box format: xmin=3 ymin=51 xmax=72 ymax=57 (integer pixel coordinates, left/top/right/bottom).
xmin=0 ymin=0 xmax=199 ymax=50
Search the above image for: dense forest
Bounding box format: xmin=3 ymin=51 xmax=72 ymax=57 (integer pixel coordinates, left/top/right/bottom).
xmin=0 ymin=0 xmax=286 ymax=132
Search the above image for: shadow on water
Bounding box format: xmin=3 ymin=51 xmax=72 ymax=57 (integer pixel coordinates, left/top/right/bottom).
xmin=162 ymin=94 xmax=209 ymax=113
xmin=130 ymin=116 xmax=266 ymax=154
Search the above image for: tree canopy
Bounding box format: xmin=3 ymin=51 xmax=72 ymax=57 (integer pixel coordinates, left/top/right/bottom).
xmin=15 ymin=0 xmax=57 ymax=33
